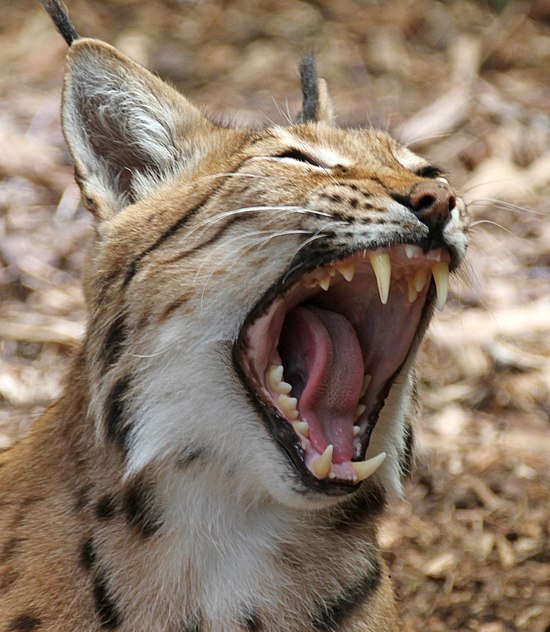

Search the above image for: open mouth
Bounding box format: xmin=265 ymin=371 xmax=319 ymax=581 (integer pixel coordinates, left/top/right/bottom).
xmin=235 ymin=243 xmax=450 ymax=494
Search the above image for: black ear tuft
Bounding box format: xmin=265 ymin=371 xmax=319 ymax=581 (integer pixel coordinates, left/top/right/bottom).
xmin=297 ymin=53 xmax=334 ymax=125
xmin=39 ymin=0 xmax=79 ymax=46
xmin=298 ymin=52 xmax=320 ymax=123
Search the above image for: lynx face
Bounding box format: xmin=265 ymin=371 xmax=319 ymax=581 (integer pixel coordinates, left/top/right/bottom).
xmin=55 ymin=39 xmax=468 ymax=512
xmin=230 ymin=132 xmax=468 ymax=505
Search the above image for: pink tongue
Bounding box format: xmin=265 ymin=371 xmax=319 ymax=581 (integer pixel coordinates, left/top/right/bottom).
xmin=279 ymin=306 xmax=364 ymax=462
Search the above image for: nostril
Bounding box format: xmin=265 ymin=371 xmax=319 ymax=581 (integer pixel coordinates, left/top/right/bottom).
xmin=412 ymin=194 xmax=437 ymax=212
xmin=407 ymin=180 xmax=455 ymax=232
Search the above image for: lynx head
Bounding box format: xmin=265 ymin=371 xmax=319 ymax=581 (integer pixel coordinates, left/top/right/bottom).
xmin=45 ymin=4 xmax=468 ymax=511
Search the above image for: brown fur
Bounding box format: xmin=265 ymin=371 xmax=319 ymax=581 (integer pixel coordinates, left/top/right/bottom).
xmin=0 ymin=17 xmax=468 ymax=631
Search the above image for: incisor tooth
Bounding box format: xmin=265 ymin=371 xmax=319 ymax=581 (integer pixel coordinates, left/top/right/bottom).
xmin=312 ymin=445 xmax=333 ymax=479
xmin=432 ymin=261 xmax=449 ymax=310
xmin=414 ymin=268 xmax=429 ymax=292
xmin=352 ymin=452 xmax=386 ymax=482
xmin=405 ymin=245 xmax=416 ymax=259
xmin=407 ymin=277 xmax=419 ymax=303
xmin=292 ymin=421 xmax=309 ymax=438
xmin=278 ymin=394 xmax=299 ymax=419
xmin=368 ymin=252 xmax=391 ymax=304
xmin=352 ymin=425 xmax=361 ymax=437
xmin=337 ymin=262 xmax=355 ymax=282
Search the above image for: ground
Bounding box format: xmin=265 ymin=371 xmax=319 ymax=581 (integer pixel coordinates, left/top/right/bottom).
xmin=0 ymin=1 xmax=548 ymax=630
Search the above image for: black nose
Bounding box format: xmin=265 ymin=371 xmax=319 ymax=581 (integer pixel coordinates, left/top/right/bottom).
xmin=409 ymin=180 xmax=456 ymax=232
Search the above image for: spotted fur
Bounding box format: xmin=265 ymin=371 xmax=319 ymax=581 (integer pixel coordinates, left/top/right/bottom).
xmin=0 ymin=3 xmax=469 ymax=631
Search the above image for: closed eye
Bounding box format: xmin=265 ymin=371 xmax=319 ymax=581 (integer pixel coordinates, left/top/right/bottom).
xmin=414 ymin=164 xmax=444 ymax=179
xmin=275 ymin=148 xmax=326 ymax=168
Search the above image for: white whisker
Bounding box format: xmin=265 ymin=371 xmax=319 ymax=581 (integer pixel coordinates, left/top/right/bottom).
xmin=270 ymin=96 xmax=294 ymax=126
xmin=187 ymin=205 xmax=332 ymax=243
xmin=461 ymin=179 xmax=523 ymax=196
xmin=281 ymin=223 xmax=343 ymax=283
xmin=197 ymin=228 xmax=312 ymax=313
xmin=195 ymin=172 xmax=275 ymax=181
xmin=128 ymin=351 xmax=166 ymax=359
xmin=469 ymin=220 xmax=518 ymax=237
xmin=468 ymin=198 xmax=545 ymax=216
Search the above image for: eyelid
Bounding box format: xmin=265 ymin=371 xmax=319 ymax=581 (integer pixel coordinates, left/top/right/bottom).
xmin=274 ymin=148 xmax=326 ymax=167
xmin=414 ymin=165 xmax=444 ymax=179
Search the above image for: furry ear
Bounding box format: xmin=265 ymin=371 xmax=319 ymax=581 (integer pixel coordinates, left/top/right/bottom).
xmin=62 ymin=39 xmax=214 ymax=220
xmin=297 ymin=54 xmax=334 ymax=124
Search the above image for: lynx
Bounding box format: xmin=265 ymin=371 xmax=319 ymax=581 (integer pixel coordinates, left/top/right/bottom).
xmin=0 ymin=1 xmax=468 ymax=630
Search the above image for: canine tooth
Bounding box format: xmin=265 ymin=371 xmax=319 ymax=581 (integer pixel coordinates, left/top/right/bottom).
xmin=337 ymin=262 xmax=355 ymax=282
xmin=352 ymin=452 xmax=386 ymax=482
xmin=312 ymin=445 xmax=333 ymax=479
xmin=413 ymin=268 xmax=429 ymax=292
xmin=368 ymin=252 xmax=391 ymax=304
xmin=352 ymin=425 xmax=361 ymax=437
xmin=278 ymin=394 xmax=299 ymax=419
xmin=361 ymin=374 xmax=372 ymax=397
xmin=292 ymin=421 xmax=309 ymax=438
xmin=432 ymin=261 xmax=449 ymax=311
xmin=407 ymin=277 xmax=419 ymax=303
xmin=355 ymin=404 xmax=366 ymax=419
xmin=405 ymin=245 xmax=416 ymax=259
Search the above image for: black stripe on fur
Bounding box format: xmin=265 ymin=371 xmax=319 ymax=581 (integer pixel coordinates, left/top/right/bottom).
xmin=80 ymin=538 xmax=96 ymax=571
xmin=122 ymin=158 xmax=251 ymax=289
xmin=310 ymin=560 xmax=381 ymax=631
xmin=105 ymin=377 xmax=130 ymax=453
xmin=93 ymin=573 xmax=122 ymax=629
xmin=123 ymin=480 xmax=162 ymax=538
xmin=122 ymin=193 xmax=217 ymax=289
xmin=6 ymin=614 xmax=42 ymax=631
xmin=328 ymin=485 xmax=387 ymax=532
xmin=102 ymin=312 xmax=127 ymax=368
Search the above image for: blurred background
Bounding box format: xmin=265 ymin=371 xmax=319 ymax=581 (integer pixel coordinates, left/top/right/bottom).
xmin=0 ymin=1 xmax=548 ymax=629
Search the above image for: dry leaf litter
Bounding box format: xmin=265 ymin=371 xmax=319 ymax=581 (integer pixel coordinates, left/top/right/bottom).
xmin=0 ymin=1 xmax=548 ymax=630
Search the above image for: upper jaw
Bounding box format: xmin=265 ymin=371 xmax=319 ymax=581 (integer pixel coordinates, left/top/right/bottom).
xmin=234 ymin=241 xmax=452 ymax=495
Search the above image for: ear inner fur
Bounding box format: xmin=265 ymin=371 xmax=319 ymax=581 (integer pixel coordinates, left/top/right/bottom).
xmin=62 ymin=38 xmax=215 ymax=220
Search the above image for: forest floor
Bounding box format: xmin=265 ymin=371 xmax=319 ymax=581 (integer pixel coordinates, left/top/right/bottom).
xmin=0 ymin=1 xmax=548 ymax=630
